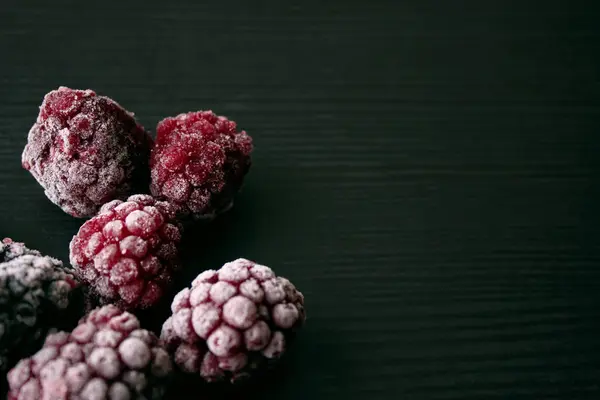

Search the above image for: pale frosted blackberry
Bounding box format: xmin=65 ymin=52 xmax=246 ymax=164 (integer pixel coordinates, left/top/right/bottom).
xmin=161 ymin=258 xmax=305 ymax=382
xmin=7 ymin=305 xmax=173 ymax=400
xmin=0 ymin=254 xmax=81 ymax=375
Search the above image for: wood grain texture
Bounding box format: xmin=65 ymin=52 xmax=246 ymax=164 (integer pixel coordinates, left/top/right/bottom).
xmin=1 ymin=0 xmax=599 ymax=398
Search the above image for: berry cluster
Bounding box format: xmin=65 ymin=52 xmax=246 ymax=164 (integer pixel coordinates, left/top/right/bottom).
xmin=161 ymin=258 xmax=305 ymax=383
xmin=8 ymin=305 xmax=172 ymax=400
xmin=69 ymin=195 xmax=182 ymax=310
xmin=0 ymin=250 xmax=82 ymax=377
xmin=1 ymin=87 xmax=306 ymax=399
xmin=22 ymin=87 xmax=153 ymax=218
xmin=150 ymin=111 xmax=253 ymax=219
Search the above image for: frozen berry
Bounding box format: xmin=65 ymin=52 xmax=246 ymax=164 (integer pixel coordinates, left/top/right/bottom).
xmin=150 ymin=111 xmax=253 ymax=219
xmin=161 ymin=258 xmax=305 ymax=382
xmin=0 ymin=254 xmax=82 ymax=375
xmin=0 ymin=238 xmax=41 ymax=263
xmin=69 ymin=194 xmax=182 ymax=310
xmin=22 ymin=87 xmax=153 ymax=218
xmin=7 ymin=305 xmax=173 ymax=400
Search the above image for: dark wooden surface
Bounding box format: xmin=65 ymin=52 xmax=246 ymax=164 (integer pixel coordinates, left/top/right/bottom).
xmin=1 ymin=1 xmax=600 ymax=398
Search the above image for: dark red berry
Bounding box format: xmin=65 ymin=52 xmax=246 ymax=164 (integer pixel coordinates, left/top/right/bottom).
xmin=161 ymin=258 xmax=305 ymax=382
xmin=150 ymin=111 xmax=253 ymax=219
xmin=22 ymin=87 xmax=153 ymax=218
xmin=69 ymin=195 xmax=182 ymax=310
xmin=7 ymin=305 xmax=173 ymax=400
xmin=0 ymin=254 xmax=82 ymax=375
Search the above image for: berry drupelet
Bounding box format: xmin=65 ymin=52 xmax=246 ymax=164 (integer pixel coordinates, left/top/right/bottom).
xmin=69 ymin=195 xmax=182 ymax=310
xmin=7 ymin=305 xmax=173 ymax=400
xmin=22 ymin=87 xmax=153 ymax=218
xmin=161 ymin=258 xmax=305 ymax=383
xmin=149 ymin=111 xmax=253 ymax=220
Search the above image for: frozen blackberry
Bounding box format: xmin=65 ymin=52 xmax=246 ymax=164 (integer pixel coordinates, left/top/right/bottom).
xmin=150 ymin=111 xmax=253 ymax=219
xmin=69 ymin=194 xmax=182 ymax=310
xmin=161 ymin=258 xmax=305 ymax=383
xmin=0 ymin=238 xmax=41 ymax=263
xmin=0 ymin=254 xmax=81 ymax=375
xmin=7 ymin=305 xmax=173 ymax=400
xmin=22 ymin=87 xmax=153 ymax=218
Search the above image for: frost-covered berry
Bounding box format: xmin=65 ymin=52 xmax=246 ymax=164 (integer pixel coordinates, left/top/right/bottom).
xmin=150 ymin=111 xmax=253 ymax=219
xmin=0 ymin=254 xmax=81 ymax=375
xmin=69 ymin=194 xmax=182 ymax=310
xmin=7 ymin=305 xmax=173 ymax=400
xmin=22 ymin=87 xmax=153 ymax=218
xmin=0 ymin=238 xmax=41 ymax=263
xmin=161 ymin=258 xmax=305 ymax=382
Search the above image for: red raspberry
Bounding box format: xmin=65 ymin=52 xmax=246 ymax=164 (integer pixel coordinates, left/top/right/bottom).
xmin=149 ymin=111 xmax=253 ymax=219
xmin=69 ymin=195 xmax=182 ymax=310
xmin=7 ymin=305 xmax=173 ymax=400
xmin=22 ymin=87 xmax=153 ymax=218
xmin=160 ymin=258 xmax=305 ymax=383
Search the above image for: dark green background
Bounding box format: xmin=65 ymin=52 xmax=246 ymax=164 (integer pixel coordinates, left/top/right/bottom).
xmin=1 ymin=1 xmax=599 ymax=398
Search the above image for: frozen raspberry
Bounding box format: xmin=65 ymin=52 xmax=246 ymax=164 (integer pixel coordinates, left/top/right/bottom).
xmin=160 ymin=258 xmax=305 ymax=383
xmin=0 ymin=254 xmax=82 ymax=375
xmin=69 ymin=194 xmax=182 ymax=310
xmin=7 ymin=305 xmax=173 ymax=400
xmin=0 ymin=238 xmax=41 ymax=263
xmin=22 ymin=87 xmax=153 ymax=218
xmin=150 ymin=111 xmax=253 ymax=219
